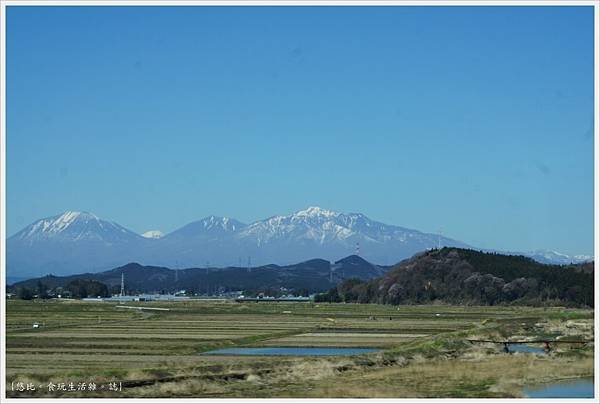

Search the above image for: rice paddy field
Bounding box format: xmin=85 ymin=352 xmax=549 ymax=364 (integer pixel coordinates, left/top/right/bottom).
xmin=4 ymin=299 xmax=595 ymax=398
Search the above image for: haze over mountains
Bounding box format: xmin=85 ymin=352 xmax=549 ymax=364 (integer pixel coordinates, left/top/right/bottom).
xmin=7 ymin=207 xmax=592 ymax=278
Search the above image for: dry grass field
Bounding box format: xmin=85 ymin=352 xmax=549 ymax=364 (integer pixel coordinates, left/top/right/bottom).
xmin=4 ymin=299 xmax=594 ymax=398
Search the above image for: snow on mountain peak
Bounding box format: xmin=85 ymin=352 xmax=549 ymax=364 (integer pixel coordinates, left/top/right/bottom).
xmin=293 ymin=206 xmax=339 ymax=218
xmin=202 ymin=216 xmax=240 ymax=231
xmin=25 ymin=210 xmax=97 ymax=237
xmin=240 ymin=207 xmax=388 ymax=246
xmin=526 ymin=250 xmax=594 ymax=264
xmin=13 ymin=210 xmax=144 ymax=245
xmin=61 ymin=210 xmax=81 ymax=220
xmin=142 ymin=230 xmax=164 ymax=239
xmin=52 ymin=211 xmax=81 ymax=230
xmin=59 ymin=210 xmax=100 ymax=221
xmin=8 ymin=208 xmax=591 ymax=276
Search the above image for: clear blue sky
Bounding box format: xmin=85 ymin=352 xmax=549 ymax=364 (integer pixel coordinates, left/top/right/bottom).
xmin=6 ymin=6 xmax=595 ymax=256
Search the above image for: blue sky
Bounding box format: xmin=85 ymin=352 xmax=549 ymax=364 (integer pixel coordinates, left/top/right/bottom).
xmin=6 ymin=6 xmax=595 ymax=255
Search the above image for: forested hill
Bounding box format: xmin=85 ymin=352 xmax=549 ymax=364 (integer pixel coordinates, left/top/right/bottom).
xmin=8 ymin=255 xmax=390 ymax=296
xmin=316 ymin=248 xmax=594 ymax=307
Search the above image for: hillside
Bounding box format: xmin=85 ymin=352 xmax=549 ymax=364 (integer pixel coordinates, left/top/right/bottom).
xmin=316 ymin=248 xmax=594 ymax=307
xmin=9 ymin=255 xmax=391 ymax=296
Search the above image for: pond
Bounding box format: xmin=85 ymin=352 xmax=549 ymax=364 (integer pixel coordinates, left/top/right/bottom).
xmin=523 ymin=378 xmax=594 ymax=398
xmin=202 ymin=347 xmax=380 ymax=356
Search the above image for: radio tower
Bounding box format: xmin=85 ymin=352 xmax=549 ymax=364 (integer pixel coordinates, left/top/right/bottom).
xmin=438 ymin=228 xmax=443 ymax=249
xmin=120 ymin=272 xmax=125 ymax=297
xmin=355 ymin=242 xmax=360 ymax=256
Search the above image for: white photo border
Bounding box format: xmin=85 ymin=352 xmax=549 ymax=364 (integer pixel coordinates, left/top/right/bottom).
xmin=0 ymin=1 xmax=598 ymax=403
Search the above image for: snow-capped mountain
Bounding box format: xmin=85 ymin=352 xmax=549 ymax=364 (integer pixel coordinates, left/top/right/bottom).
xmin=7 ymin=211 xmax=146 ymax=277
xmin=231 ymin=206 xmax=469 ymax=265
xmin=141 ymin=230 xmax=164 ymax=239
xmin=12 ymin=211 xmax=143 ymax=244
xmin=480 ymin=248 xmax=594 ymax=266
xmin=7 ymin=207 xmax=592 ymax=278
xmin=522 ymin=250 xmax=593 ymax=265
xmin=164 ymin=216 xmax=245 ymax=240
xmin=143 ymin=216 xmax=248 ymax=266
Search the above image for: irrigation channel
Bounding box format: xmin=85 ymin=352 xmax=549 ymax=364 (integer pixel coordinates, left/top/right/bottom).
xmin=203 ymin=347 xmax=381 ymax=356
xmin=523 ymin=378 xmax=594 ymax=398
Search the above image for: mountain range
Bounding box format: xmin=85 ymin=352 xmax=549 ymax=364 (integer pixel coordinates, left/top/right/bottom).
xmin=9 ymin=254 xmax=389 ymax=294
xmin=6 ymin=207 xmax=592 ymax=278
xmin=10 ymin=249 xmax=593 ymax=308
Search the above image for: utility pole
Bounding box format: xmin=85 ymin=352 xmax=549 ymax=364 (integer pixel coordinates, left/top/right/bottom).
xmin=120 ymin=272 xmax=125 ymax=297
xmin=204 ymin=261 xmax=209 ymax=296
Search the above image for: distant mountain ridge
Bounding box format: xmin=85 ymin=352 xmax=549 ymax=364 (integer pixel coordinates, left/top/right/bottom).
xmin=8 ymin=254 xmax=390 ymax=294
xmin=7 ymin=207 xmax=591 ymax=278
